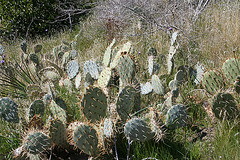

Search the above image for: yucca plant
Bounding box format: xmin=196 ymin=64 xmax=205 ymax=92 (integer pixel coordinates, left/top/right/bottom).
xmin=0 ymin=60 xmax=40 ymax=99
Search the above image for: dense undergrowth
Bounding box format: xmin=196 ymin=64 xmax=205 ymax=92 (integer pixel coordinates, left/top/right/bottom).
xmin=0 ymin=1 xmax=240 ymax=160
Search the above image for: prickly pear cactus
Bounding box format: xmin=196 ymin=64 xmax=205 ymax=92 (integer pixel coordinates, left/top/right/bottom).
xmin=165 ymin=104 xmax=187 ymax=129
xmin=103 ymin=38 xmax=116 ymax=67
xmin=212 ymin=92 xmax=239 ymax=120
xmin=34 ymin=44 xmax=42 ymax=53
xmin=193 ymin=63 xmax=205 ymax=85
xmin=103 ymin=118 xmax=114 ymax=138
xmin=222 ymin=58 xmax=240 ymax=84
xmin=116 ymin=86 xmax=136 ymax=120
xmin=98 ymin=67 xmax=112 ymax=89
xmin=117 ymin=55 xmax=135 ymax=88
xmin=201 ymin=70 xmax=225 ymax=95
xmin=49 ymin=119 xmax=68 ymax=147
xmin=43 ymin=70 xmax=60 ymax=82
xmin=124 ymin=118 xmax=154 ymax=142
xmin=152 ymin=75 xmax=164 ymax=95
xmin=0 ymin=97 xmax=19 ymax=123
xmin=85 ymin=72 xmax=94 ymax=88
xmin=28 ymin=100 xmax=45 ymax=119
xmin=81 ymin=87 xmax=107 ymax=122
xmin=75 ymin=73 xmax=82 ymax=90
xmin=84 ymin=60 xmax=99 ymax=80
xmin=0 ymin=44 xmax=4 ymax=55
xmin=67 ymin=60 xmax=79 ymax=79
xmin=140 ymin=82 xmax=152 ymax=95
xmin=23 ymin=131 xmax=51 ymax=155
xmin=234 ymin=76 xmax=240 ymax=94
xmin=29 ymin=53 xmax=39 ymax=65
xmin=70 ymin=49 xmax=78 ymax=59
xmin=174 ymin=70 xmax=185 ymax=85
xmin=49 ymin=100 xmax=67 ymax=124
xmin=72 ymin=124 xmax=98 ymax=156
xmin=21 ymin=41 xmax=27 ymax=53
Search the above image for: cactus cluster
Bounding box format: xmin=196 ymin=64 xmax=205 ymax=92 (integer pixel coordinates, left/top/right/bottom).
xmin=2 ymin=32 xmax=240 ymax=160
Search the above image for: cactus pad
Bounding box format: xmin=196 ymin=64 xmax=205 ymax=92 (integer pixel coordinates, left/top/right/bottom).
xmin=98 ymin=67 xmax=112 ymax=89
xmin=103 ymin=118 xmax=114 ymax=138
xmin=124 ymin=118 xmax=154 ymax=141
xmin=75 ymin=73 xmax=82 ymax=89
xmin=202 ymin=70 xmax=225 ymax=95
xmin=28 ymin=100 xmax=45 ymax=119
xmin=49 ymin=118 xmax=68 ymax=147
xmin=103 ymin=38 xmax=115 ymax=67
xmin=116 ymin=86 xmax=136 ymax=120
xmin=140 ymin=82 xmax=152 ymax=95
xmin=117 ymin=55 xmax=135 ymax=87
xmin=166 ymin=104 xmax=187 ymax=129
xmin=151 ymin=75 xmax=164 ymax=95
xmin=212 ymin=92 xmax=239 ymax=120
xmin=24 ymin=131 xmax=51 ymax=155
xmin=0 ymin=97 xmax=19 ymax=123
xmin=222 ymin=58 xmax=240 ymax=84
xmin=234 ymin=76 xmax=240 ymax=94
xmin=67 ymin=60 xmax=79 ymax=79
xmin=21 ymin=41 xmax=27 ymax=53
xmin=0 ymin=45 xmax=4 ymax=55
xmin=81 ymin=87 xmax=107 ymax=122
xmin=84 ymin=60 xmax=99 ymax=80
xmin=73 ymin=124 xmax=98 ymax=156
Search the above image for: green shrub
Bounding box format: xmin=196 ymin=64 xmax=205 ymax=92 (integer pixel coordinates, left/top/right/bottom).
xmin=0 ymin=0 xmax=94 ymax=40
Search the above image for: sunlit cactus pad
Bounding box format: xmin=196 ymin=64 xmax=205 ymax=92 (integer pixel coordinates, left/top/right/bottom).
xmin=212 ymin=92 xmax=239 ymax=120
xmin=117 ymin=55 xmax=135 ymax=87
xmin=98 ymin=67 xmax=112 ymax=89
xmin=73 ymin=124 xmax=98 ymax=156
xmin=124 ymin=118 xmax=154 ymax=142
xmin=24 ymin=131 xmax=51 ymax=155
xmin=81 ymin=87 xmax=107 ymax=122
xmin=222 ymin=58 xmax=240 ymax=84
xmin=67 ymin=60 xmax=80 ymax=79
xmin=0 ymin=97 xmax=19 ymax=123
xmin=166 ymin=104 xmax=187 ymax=129
xmin=152 ymin=75 xmax=164 ymax=95
xmin=140 ymin=82 xmax=152 ymax=95
xmin=84 ymin=60 xmax=99 ymax=80
xmin=202 ymin=70 xmax=225 ymax=95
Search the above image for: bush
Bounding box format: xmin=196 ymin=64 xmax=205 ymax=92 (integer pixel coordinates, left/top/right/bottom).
xmin=0 ymin=0 xmax=94 ymax=40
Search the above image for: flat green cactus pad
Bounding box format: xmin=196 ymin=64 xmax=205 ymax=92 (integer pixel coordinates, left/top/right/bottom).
xmin=202 ymin=70 xmax=225 ymax=95
xmin=73 ymin=124 xmax=98 ymax=156
xmin=165 ymin=104 xmax=187 ymax=129
xmin=212 ymin=92 xmax=239 ymax=120
xmin=49 ymin=100 xmax=67 ymax=124
xmin=222 ymin=58 xmax=240 ymax=85
xmin=28 ymin=99 xmax=45 ymax=119
xmin=81 ymin=87 xmax=107 ymax=122
xmin=49 ymin=119 xmax=68 ymax=147
xmin=152 ymin=75 xmax=164 ymax=95
xmin=117 ymin=86 xmax=136 ymax=120
xmin=124 ymin=118 xmax=154 ymax=141
xmin=117 ymin=55 xmax=135 ymax=88
xmin=0 ymin=97 xmax=19 ymax=123
xmin=24 ymin=131 xmax=51 ymax=155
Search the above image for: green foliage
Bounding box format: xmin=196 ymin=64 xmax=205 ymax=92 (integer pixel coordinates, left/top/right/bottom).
xmin=0 ymin=0 xmax=94 ymax=39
